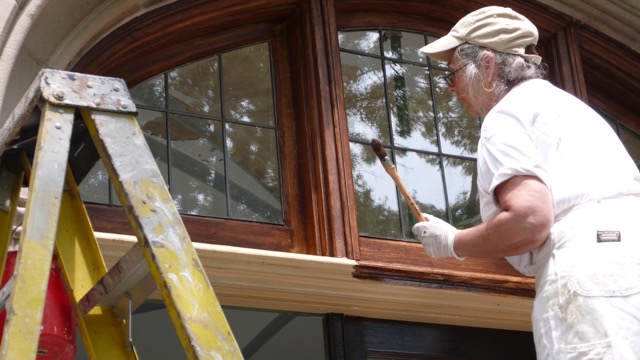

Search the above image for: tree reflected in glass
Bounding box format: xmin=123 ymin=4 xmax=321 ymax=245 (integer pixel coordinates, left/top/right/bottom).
xmin=79 ymin=42 xmax=283 ymax=224
xmin=340 ymin=30 xmax=481 ymax=241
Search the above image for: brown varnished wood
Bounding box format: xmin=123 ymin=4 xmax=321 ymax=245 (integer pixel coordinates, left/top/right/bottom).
xmin=578 ymin=26 xmax=640 ymax=129
xmin=317 ymin=0 xmax=361 ymax=259
xmin=548 ymin=25 xmax=589 ymax=100
xmin=74 ymin=0 xmax=300 ymax=85
xmin=85 ymin=203 xmax=293 ymax=251
xmin=271 ymin=22 xmax=308 ymax=254
xmin=334 ymin=0 xmax=569 ymax=43
xmin=356 ymin=237 xmax=535 ymax=296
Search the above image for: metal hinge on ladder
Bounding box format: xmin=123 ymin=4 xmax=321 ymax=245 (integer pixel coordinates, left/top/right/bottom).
xmin=0 ymin=69 xmax=243 ymax=359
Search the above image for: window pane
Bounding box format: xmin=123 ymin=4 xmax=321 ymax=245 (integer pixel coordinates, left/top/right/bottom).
xmin=443 ymin=157 xmax=480 ymax=228
xmin=432 ymin=68 xmax=480 ymax=157
xmin=386 ymin=61 xmax=437 ymax=152
xmin=170 ymin=114 xmax=227 ymax=217
xmin=226 ymin=123 xmax=282 ymax=223
xmin=341 ymin=52 xmax=390 ymax=144
xmin=78 ymin=161 xmax=109 ymax=203
xmin=341 ymin=29 xmax=482 ymax=241
xmin=80 ymin=42 xmax=283 ymax=224
xmin=350 ymin=142 xmax=402 ymax=239
xmin=338 ymin=30 xmax=380 ymax=55
xmin=138 ymin=108 xmax=169 ymax=183
xmin=168 ymin=57 xmax=221 ymax=117
xmin=396 ymin=150 xmax=446 ymax=213
xmin=382 ymin=31 xmax=427 ymax=63
xmin=130 ymin=74 xmax=165 ymax=108
xmin=223 ymin=43 xmax=274 ymax=125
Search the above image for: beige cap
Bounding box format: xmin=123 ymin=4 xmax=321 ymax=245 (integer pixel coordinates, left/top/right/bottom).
xmin=420 ymin=6 xmax=541 ymax=64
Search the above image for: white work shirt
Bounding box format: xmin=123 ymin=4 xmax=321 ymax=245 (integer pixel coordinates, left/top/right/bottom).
xmin=476 ymin=79 xmax=640 ymax=275
xmin=477 ymin=79 xmax=640 ymax=358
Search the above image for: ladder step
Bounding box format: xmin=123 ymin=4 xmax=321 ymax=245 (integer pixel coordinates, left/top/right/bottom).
xmin=79 ymin=244 xmax=156 ymax=319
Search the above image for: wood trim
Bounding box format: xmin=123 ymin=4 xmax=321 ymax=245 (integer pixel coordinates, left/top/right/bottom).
xmin=290 ymin=0 xmax=352 ymax=257
xmin=96 ymin=233 xmax=534 ymax=331
xmin=272 ymin=25 xmax=308 ymax=254
xmin=357 ymin=237 xmax=535 ymax=295
xmin=577 ymin=26 xmax=640 ymax=128
xmin=318 ymin=0 xmax=361 ymax=259
xmin=72 ymin=0 xmax=301 ymax=84
xmin=85 ymin=203 xmax=293 ymax=252
xmin=548 ymin=25 xmax=588 ymax=101
xmin=334 ymin=0 xmax=569 ymax=42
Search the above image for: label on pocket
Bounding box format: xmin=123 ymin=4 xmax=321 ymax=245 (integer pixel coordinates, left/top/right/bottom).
xmin=596 ymin=231 xmax=621 ymax=243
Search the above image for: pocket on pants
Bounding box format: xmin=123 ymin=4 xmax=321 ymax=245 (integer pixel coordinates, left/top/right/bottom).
xmin=558 ymin=261 xmax=640 ymax=357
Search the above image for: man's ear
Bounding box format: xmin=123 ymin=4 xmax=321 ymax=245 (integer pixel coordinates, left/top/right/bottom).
xmin=480 ymin=51 xmax=496 ymax=81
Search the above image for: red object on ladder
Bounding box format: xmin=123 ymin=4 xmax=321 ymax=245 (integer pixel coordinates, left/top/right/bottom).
xmin=0 ymin=252 xmax=76 ymax=359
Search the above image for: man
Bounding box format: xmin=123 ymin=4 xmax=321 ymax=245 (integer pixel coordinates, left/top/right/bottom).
xmin=412 ymin=6 xmax=640 ymax=359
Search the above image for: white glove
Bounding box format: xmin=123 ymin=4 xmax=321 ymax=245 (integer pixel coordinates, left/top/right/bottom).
xmin=412 ymin=214 xmax=464 ymax=260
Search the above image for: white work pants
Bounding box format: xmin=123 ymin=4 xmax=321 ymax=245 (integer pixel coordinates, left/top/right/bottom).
xmin=531 ymin=197 xmax=640 ymax=359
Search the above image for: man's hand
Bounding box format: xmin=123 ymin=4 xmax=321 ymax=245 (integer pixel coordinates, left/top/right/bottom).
xmin=412 ymin=214 xmax=464 ymax=260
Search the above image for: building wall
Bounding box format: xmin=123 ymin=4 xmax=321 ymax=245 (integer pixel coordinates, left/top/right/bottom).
xmin=0 ymin=0 xmax=176 ymax=121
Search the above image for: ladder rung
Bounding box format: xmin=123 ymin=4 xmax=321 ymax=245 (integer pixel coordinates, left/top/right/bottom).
xmin=78 ymin=244 xmax=156 ymax=319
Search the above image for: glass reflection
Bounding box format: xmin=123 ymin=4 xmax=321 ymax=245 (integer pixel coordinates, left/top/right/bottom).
xmin=168 ymin=57 xmax=221 ymax=117
xmin=78 ymin=161 xmax=109 ymax=204
xmin=223 ymin=43 xmax=274 ymax=125
xmin=442 ymin=156 xmax=480 ymax=229
xmin=395 ymin=150 xmax=446 ymax=239
xmin=385 ymin=61 xmax=438 ymax=152
xmin=341 ymin=52 xmax=390 ymax=144
xmin=341 ymin=29 xmax=483 ymax=241
xmin=350 ymin=142 xmax=403 ymax=239
xmin=226 ymin=123 xmax=282 ymax=223
xmin=78 ymin=42 xmax=283 ymax=224
xmin=130 ymin=74 xmax=165 ymax=108
xmin=338 ymin=30 xmax=380 ymax=54
xmin=432 ymin=69 xmax=480 ymax=157
xmin=170 ymin=114 xmax=226 ymax=217
xmin=382 ymin=31 xmax=427 ymax=63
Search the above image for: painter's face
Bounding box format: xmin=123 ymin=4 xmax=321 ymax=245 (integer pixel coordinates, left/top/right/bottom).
xmin=446 ymin=54 xmax=484 ymax=117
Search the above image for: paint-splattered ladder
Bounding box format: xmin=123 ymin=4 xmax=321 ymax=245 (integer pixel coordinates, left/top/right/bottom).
xmin=0 ymin=69 xmax=243 ymax=359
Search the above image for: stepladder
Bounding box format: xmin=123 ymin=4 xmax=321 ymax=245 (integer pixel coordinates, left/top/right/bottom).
xmin=0 ymin=69 xmax=244 ymax=359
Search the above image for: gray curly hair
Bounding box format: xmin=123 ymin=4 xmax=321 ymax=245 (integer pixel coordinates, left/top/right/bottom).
xmin=455 ymin=43 xmax=546 ymax=101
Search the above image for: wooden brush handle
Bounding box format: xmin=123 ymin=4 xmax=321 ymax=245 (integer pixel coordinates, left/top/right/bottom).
xmin=371 ymin=139 xmax=427 ymax=222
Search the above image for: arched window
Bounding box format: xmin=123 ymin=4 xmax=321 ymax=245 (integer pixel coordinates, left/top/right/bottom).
xmin=80 ymin=42 xmax=284 ymax=224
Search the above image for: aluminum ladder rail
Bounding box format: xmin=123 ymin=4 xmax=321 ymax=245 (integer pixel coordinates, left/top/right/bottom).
xmin=0 ymin=69 xmax=243 ymax=359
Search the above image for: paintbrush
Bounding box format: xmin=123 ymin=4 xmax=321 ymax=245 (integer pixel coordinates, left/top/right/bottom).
xmin=370 ymin=139 xmax=427 ymax=222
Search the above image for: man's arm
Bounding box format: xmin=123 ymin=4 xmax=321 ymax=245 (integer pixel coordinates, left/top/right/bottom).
xmin=453 ymin=175 xmax=553 ymax=258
